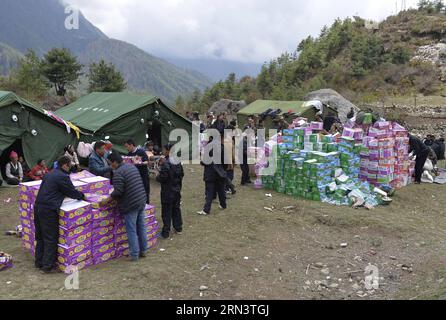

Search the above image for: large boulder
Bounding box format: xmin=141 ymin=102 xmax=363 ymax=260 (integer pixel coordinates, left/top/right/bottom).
xmin=209 ymin=99 xmax=247 ymax=115
xmin=304 ymin=89 xmax=360 ymax=124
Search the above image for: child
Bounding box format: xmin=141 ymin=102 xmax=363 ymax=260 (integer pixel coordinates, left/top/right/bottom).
xmin=29 ymin=160 xmax=49 ymax=181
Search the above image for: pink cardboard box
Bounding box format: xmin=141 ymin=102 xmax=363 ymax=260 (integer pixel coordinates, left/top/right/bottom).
xmin=59 ymin=223 xmax=92 ymax=247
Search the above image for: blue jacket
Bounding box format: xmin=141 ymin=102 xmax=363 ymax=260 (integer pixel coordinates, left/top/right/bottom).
xmin=89 ymin=152 xmax=111 ymax=177
xmin=35 ymin=168 xmax=85 ymax=211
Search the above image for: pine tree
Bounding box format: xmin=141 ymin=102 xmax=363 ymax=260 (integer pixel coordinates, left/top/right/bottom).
xmin=88 ymin=59 xmax=126 ymax=92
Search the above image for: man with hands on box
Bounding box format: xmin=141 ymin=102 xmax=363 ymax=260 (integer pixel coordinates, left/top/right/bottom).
xmin=34 ymin=156 xmax=86 ymax=274
xmin=106 ymin=151 xmax=148 ymax=262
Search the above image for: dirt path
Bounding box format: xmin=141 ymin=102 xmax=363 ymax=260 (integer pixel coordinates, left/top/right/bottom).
xmin=0 ymin=166 xmax=445 ymax=300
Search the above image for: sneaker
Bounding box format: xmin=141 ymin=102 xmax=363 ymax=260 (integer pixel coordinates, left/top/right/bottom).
xmin=174 ymin=229 xmax=183 ymax=235
xmin=139 ymin=252 xmax=147 ymax=258
xmin=40 ymin=268 xmax=58 ymax=274
xmin=160 ymin=232 xmax=170 ymax=239
xmin=197 ymin=210 xmax=209 ymax=216
xmin=128 ymin=256 xmax=139 ymax=262
xmin=219 ymin=205 xmax=226 ymax=210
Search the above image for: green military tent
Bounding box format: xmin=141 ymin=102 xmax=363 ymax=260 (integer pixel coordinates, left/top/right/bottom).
xmin=237 ymin=100 xmax=337 ymax=131
xmin=0 ymin=91 xmax=76 ymax=174
xmin=55 ymin=92 xmax=193 ymax=155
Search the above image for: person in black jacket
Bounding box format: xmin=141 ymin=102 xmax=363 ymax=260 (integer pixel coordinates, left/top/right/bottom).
xmin=107 ymin=151 xmax=148 ymax=261
xmin=34 ymin=156 xmax=85 ymax=273
xmin=240 ymin=135 xmax=252 ymax=186
xmin=156 ymin=144 xmax=184 ymax=239
xmin=197 ymin=137 xmax=227 ymax=216
xmin=124 ymin=139 xmax=151 ymax=204
xmin=409 ymin=135 xmax=430 ymax=184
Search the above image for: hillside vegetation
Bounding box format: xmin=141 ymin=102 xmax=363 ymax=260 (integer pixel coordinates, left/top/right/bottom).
xmin=183 ymin=6 xmax=446 ymax=113
xmin=0 ymin=0 xmax=212 ymax=104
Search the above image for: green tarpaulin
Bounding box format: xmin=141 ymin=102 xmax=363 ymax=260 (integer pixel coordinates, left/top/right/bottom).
xmin=55 ymin=92 xmax=194 ymax=155
xmin=237 ymin=100 xmax=314 ymax=131
xmin=0 ymin=91 xmax=76 ymax=168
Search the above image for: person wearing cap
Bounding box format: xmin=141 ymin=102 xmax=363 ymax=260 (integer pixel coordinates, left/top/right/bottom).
xmin=5 ymin=151 xmax=23 ymax=185
xmin=156 ymin=144 xmax=185 ymax=239
xmin=34 ymin=156 xmax=86 ymax=273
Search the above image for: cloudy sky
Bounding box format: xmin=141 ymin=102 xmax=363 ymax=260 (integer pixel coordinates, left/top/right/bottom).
xmin=67 ymin=0 xmax=419 ymax=63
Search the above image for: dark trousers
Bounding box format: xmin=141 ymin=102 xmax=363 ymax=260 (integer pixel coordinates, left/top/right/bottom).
xmin=142 ymin=176 xmax=151 ymax=204
xmin=161 ymin=193 xmax=182 ymax=235
xmin=204 ymin=179 xmax=226 ymax=214
xmin=415 ymin=149 xmax=430 ymax=183
xmin=6 ymin=177 xmax=20 ymax=185
xmin=225 ymin=170 xmax=235 ymax=193
xmin=34 ymin=206 xmax=59 ymax=270
xmin=240 ymin=164 xmax=251 ymax=185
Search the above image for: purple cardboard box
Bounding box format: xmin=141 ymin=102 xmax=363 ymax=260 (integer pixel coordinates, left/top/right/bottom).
xmin=58 ymin=242 xmax=91 ymax=258
xmin=145 ymin=204 xmax=156 ymax=216
xmin=59 ymin=201 xmax=92 ymax=230
xmin=116 ymin=242 xmax=130 ymax=258
xmin=115 ymin=233 xmax=128 ymax=245
xmin=92 ymin=233 xmax=115 ymax=247
xmin=58 ymin=258 xmax=94 ymax=274
xmin=92 ymin=217 xmax=114 ymax=230
xmin=93 ymin=249 xmax=116 ymax=265
xmin=146 ymin=214 xmax=156 ymax=225
xmin=85 ymin=193 xmax=116 ymax=211
xmin=146 ymin=222 xmax=158 ymax=234
xmin=114 ymin=224 xmax=126 ymax=236
xmin=92 ymin=241 xmax=115 ymax=254
xmin=70 ymin=171 xmax=96 ymax=181
xmin=93 ymin=225 xmax=114 ymax=239
xmin=72 ymin=180 xmax=90 ymax=194
xmin=18 ymin=201 xmax=34 ymax=212
xmin=79 ymin=177 xmax=111 ymax=195
xmin=57 ymin=249 xmax=92 ymax=266
xmin=92 ymin=209 xmax=114 ymax=222
xmin=59 ymin=223 xmax=92 ymax=247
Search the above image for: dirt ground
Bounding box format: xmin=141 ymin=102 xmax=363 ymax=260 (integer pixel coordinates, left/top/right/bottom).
xmin=0 ymin=165 xmax=445 ymax=300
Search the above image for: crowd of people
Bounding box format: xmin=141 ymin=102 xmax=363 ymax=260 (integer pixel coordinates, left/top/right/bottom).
xmin=1 ymin=108 xmax=445 ymax=273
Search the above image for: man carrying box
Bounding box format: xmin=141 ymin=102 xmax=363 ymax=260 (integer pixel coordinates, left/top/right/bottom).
xmin=124 ymin=139 xmax=151 ymax=204
xmin=107 ymin=151 xmax=148 ymax=261
xmin=34 ymin=156 xmax=86 ymax=274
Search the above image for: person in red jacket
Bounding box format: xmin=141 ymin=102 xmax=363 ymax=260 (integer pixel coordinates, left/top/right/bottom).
xmin=28 ymin=159 xmax=49 ymax=181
